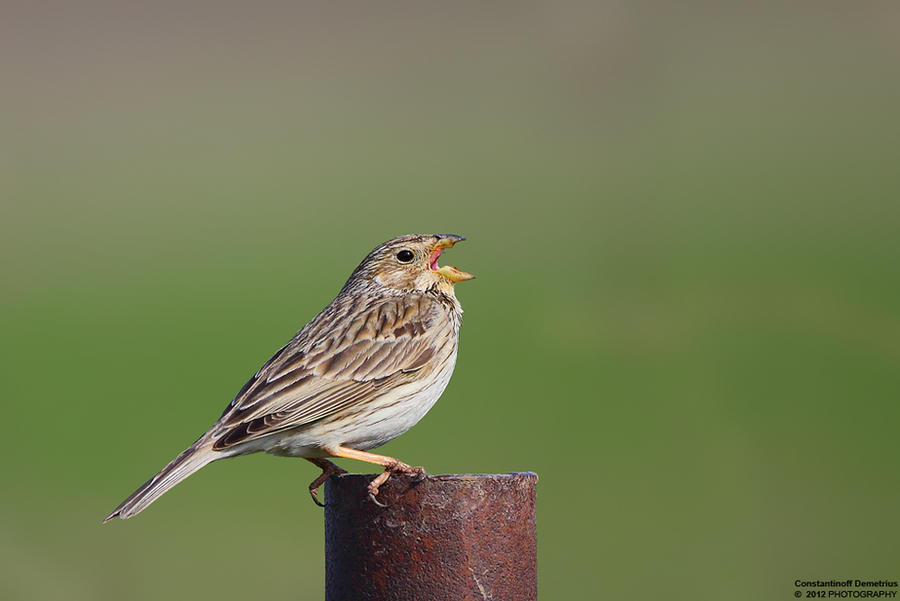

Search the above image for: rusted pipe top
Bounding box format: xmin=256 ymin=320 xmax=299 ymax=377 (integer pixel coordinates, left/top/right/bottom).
xmin=324 ymin=472 xmax=538 ymax=601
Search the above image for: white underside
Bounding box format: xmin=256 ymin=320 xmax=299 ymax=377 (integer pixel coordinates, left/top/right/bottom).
xmin=227 ymin=348 xmax=457 ymax=459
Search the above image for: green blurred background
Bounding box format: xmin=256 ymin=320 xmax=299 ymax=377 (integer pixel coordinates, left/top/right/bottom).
xmin=2 ymin=2 xmax=898 ymax=599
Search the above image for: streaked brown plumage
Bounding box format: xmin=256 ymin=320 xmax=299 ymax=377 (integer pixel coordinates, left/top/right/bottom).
xmin=104 ymin=233 xmax=473 ymax=521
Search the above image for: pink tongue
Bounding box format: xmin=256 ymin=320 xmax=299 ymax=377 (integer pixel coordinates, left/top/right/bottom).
xmin=429 ymin=247 xmax=443 ymax=270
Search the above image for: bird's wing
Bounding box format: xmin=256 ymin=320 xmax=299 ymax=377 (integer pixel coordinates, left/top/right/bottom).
xmin=210 ymin=293 xmax=452 ymax=450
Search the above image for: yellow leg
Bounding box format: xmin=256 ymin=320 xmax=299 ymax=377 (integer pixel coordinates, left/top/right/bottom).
xmin=323 ymin=446 xmax=426 ymax=506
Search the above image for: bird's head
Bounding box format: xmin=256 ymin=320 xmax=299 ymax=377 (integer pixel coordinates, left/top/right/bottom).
xmin=345 ymin=234 xmax=474 ymax=294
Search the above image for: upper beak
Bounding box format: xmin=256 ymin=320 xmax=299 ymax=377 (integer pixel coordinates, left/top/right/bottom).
xmin=430 ymin=234 xmax=474 ymax=283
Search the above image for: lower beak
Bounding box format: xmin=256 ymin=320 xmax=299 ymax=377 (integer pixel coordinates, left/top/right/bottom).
xmin=435 ymin=264 xmax=475 ymax=283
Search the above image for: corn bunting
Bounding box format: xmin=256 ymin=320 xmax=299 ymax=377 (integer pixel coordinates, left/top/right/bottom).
xmin=104 ymin=233 xmax=473 ymax=521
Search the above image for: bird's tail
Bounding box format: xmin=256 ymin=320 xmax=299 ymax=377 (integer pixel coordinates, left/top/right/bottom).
xmin=103 ymin=440 xmax=216 ymax=522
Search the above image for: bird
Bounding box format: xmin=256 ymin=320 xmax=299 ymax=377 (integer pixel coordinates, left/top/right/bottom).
xmin=103 ymin=233 xmax=473 ymax=522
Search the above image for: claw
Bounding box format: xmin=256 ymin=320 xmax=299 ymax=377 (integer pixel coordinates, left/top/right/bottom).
xmin=368 ymin=491 xmax=388 ymax=507
xmin=309 ymin=487 xmax=326 ymax=508
xmin=305 ymin=458 xmax=347 ymax=508
xmin=366 ymin=478 xmax=390 ymax=507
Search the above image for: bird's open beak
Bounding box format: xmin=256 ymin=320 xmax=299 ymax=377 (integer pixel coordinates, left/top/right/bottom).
xmin=429 ymin=235 xmax=474 ymax=283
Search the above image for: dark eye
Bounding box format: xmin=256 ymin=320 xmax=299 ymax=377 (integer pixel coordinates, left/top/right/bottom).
xmin=396 ymin=249 xmax=415 ymax=263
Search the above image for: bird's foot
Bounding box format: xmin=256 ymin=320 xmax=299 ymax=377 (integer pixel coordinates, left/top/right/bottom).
xmin=306 ymin=458 xmax=348 ymax=507
xmin=366 ymin=461 xmax=428 ymax=507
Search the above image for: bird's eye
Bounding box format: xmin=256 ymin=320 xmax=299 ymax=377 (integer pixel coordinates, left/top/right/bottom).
xmin=396 ymin=249 xmax=415 ymax=263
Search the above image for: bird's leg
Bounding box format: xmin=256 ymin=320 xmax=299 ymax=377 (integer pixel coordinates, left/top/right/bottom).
xmin=323 ymin=445 xmax=426 ymax=507
xmin=305 ymin=458 xmax=348 ymax=507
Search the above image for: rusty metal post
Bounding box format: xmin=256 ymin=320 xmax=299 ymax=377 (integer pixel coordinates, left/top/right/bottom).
xmin=324 ymin=472 xmax=537 ymax=601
